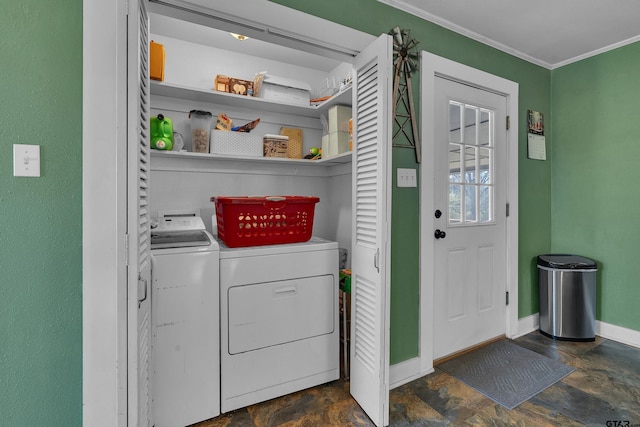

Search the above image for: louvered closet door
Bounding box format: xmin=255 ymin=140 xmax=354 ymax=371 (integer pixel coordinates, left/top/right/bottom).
xmin=350 ymin=34 xmax=393 ymax=427
xmin=127 ymin=0 xmax=152 ymax=425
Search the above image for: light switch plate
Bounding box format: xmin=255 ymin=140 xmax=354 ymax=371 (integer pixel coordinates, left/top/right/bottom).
xmin=13 ymin=144 xmax=40 ymax=177
xmin=397 ymin=168 xmax=417 ymax=187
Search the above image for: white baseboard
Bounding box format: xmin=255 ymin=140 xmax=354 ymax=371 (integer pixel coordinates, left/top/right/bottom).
xmin=512 ymin=313 xmax=639 ymax=349
xmin=389 ymin=315 xmax=639 ymax=392
xmin=389 ymin=357 xmax=434 ymax=390
xmin=596 ymin=320 xmax=640 ymax=349
xmin=513 ymin=313 xmax=539 ymax=338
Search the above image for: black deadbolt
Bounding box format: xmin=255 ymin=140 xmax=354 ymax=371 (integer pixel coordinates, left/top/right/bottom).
xmin=434 ymin=209 xmax=442 ymax=219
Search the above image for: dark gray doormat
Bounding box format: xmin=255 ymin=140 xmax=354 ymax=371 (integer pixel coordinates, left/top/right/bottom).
xmin=437 ymin=340 xmax=575 ymax=410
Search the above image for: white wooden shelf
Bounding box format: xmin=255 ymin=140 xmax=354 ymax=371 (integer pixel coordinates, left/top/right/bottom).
xmin=150 ymin=149 xmax=351 ymax=166
xmin=150 ymin=81 xmax=352 ymax=173
xmin=150 ymin=80 xmax=352 ymax=118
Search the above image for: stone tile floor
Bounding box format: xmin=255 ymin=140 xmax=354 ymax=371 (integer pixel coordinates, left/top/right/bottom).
xmin=193 ymin=332 xmax=640 ymax=426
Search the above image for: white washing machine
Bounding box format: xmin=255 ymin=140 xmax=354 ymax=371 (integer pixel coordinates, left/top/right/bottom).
xmin=219 ymin=237 xmax=340 ymax=413
xmin=150 ymin=216 xmax=220 ymax=427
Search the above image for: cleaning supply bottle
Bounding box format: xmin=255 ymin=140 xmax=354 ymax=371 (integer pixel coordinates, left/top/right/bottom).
xmin=150 ymin=114 xmax=174 ymax=150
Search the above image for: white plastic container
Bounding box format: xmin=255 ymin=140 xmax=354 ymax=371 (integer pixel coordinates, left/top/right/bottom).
xmin=328 ymin=105 xmax=351 ymax=133
xmin=189 ymin=110 xmax=213 ymax=153
xmin=322 ymin=131 xmax=350 ymax=158
xmin=263 ymin=134 xmax=289 ymax=158
xmin=210 ymin=131 xmax=263 ymax=157
xmin=259 ymin=75 xmax=312 ymax=106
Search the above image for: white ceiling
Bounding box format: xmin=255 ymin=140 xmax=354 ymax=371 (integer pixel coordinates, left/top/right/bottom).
xmin=150 ymin=0 xmax=640 ymax=70
xmin=148 ymin=0 xmax=376 ymax=70
xmin=379 ymin=0 xmax=640 ymax=69
xmin=150 ymin=13 xmax=345 ymax=72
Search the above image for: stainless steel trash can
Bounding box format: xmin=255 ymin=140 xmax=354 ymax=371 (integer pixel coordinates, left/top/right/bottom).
xmin=538 ymin=254 xmax=597 ymax=341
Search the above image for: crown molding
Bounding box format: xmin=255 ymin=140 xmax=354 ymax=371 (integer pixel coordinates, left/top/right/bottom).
xmin=550 ymin=35 xmax=640 ymax=69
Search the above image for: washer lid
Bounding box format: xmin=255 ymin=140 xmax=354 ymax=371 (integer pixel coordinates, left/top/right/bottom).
xmin=537 ymin=254 xmax=597 ymax=270
xmin=151 ymin=230 xmax=211 ymax=249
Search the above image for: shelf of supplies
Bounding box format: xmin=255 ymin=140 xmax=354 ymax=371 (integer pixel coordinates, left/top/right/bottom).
xmin=150 ymin=149 xmax=352 ymax=166
xmin=150 ymin=80 xmax=352 ymax=118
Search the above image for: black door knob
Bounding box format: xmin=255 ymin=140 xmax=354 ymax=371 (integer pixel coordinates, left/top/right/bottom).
xmin=434 ymin=229 xmax=446 ymax=239
xmin=434 ymin=209 xmax=442 ymax=219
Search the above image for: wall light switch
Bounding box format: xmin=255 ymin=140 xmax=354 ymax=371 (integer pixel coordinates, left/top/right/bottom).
xmin=397 ymin=168 xmax=417 ymax=188
xmin=13 ymin=144 xmax=40 ymax=177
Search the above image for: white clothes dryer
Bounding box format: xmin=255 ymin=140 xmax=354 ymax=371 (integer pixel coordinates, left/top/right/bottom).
xmin=150 ymin=216 xmax=220 ymax=427
xmin=218 ymin=237 xmax=339 ymax=413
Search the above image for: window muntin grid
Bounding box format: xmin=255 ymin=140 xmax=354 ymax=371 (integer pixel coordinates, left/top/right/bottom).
xmin=448 ymin=101 xmax=494 ymax=225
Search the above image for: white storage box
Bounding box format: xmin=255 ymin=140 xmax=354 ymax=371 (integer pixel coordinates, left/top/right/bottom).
xmin=322 ymin=131 xmax=350 ymax=158
xmin=259 ymin=75 xmax=312 ymax=106
xmin=328 ymin=105 xmax=351 ymax=133
xmin=210 ymin=131 xmax=262 ymax=157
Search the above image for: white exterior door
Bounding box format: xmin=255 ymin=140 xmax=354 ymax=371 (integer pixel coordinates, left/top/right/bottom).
xmin=431 ymin=77 xmax=507 ymax=359
xmin=420 ymin=52 xmax=519 ymax=372
xmin=350 ymin=34 xmax=392 ymax=427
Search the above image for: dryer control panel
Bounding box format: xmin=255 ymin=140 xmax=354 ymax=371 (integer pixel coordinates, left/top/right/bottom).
xmin=152 ymin=215 xmax=206 ymax=232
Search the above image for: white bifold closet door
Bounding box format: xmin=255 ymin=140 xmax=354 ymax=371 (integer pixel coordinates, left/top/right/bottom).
xmin=350 ymin=33 xmax=393 ymax=427
xmin=127 ymin=0 xmax=152 ymax=425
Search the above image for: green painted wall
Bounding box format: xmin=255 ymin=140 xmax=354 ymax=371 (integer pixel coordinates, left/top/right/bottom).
xmin=0 ymin=0 xmax=82 ymax=425
xmin=551 ymin=42 xmax=640 ymax=331
xmin=271 ymin=0 xmax=552 ymax=363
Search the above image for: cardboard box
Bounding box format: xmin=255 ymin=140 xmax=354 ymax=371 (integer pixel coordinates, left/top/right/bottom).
xmin=214 ymin=75 xmax=230 ymax=93
xmin=280 ymin=127 xmax=303 ymax=159
xmin=150 ymin=41 xmax=165 ymax=81
xmin=259 ymin=75 xmax=311 ymax=106
xmin=229 ymin=78 xmax=254 ymax=96
xmin=215 ymin=113 xmax=232 ymax=131
xmin=328 ymin=105 xmax=351 ymax=133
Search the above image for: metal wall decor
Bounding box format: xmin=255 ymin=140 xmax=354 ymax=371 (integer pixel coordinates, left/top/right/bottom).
xmin=390 ymin=26 xmax=421 ymax=163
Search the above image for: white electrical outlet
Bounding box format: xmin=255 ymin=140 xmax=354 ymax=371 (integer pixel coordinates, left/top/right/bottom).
xmin=397 ymin=168 xmax=417 ymax=188
xmin=13 ymin=144 xmax=41 ymax=177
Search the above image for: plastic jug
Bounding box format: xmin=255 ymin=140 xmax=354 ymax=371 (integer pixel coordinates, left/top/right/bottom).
xmin=150 ymin=114 xmax=174 ymax=150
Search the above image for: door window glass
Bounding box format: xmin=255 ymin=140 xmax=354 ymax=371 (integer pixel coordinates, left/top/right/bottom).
xmin=447 ymin=101 xmax=494 ymax=225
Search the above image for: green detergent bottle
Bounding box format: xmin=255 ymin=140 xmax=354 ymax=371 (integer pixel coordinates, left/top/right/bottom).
xmin=150 ymin=114 xmax=173 ymax=150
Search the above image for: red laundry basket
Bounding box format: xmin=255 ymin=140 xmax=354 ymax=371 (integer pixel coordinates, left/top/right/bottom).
xmin=211 ymin=196 xmax=320 ymax=248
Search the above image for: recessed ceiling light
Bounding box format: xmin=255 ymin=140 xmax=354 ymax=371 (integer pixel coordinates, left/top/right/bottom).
xmin=230 ymin=33 xmax=249 ymax=41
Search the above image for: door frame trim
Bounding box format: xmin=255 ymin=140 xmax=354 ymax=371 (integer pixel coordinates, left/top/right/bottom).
xmin=419 ymin=51 xmax=519 ymax=373
xmin=82 ymin=1 xmax=377 ymax=424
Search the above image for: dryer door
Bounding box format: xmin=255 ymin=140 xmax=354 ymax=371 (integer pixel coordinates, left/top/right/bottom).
xmin=228 ymin=275 xmax=334 ymax=354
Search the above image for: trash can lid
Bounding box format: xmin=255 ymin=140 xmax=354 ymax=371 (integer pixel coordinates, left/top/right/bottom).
xmin=537 ymin=254 xmax=597 ymax=270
